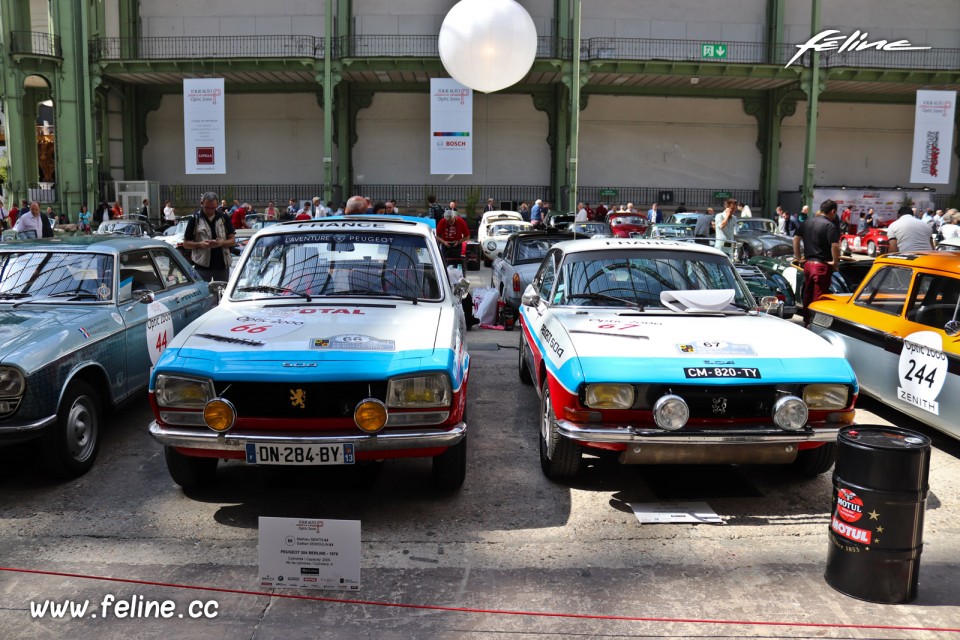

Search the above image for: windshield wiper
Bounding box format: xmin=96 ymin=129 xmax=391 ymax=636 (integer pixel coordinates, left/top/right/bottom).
xmin=47 ymin=291 xmax=102 ymax=301
xmin=236 ymin=285 xmax=312 ymax=302
xmin=567 ymin=292 xmax=645 ymax=311
xmin=0 ymin=292 xmax=31 ymax=300
xmin=322 ymin=289 xmax=418 ymax=305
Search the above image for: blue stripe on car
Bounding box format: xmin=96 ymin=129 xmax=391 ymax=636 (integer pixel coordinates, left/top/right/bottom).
xmin=151 ymin=347 xmax=467 ymax=391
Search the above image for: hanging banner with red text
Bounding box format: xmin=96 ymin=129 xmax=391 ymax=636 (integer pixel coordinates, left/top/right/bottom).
xmin=910 ymin=90 xmax=956 ymax=185
xmin=430 ymin=78 xmax=472 ymax=175
xmin=184 ymin=78 xmax=226 ymax=174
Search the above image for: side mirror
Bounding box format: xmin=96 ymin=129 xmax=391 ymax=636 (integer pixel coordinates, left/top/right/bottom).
xmin=208 ymin=281 xmax=227 ymax=302
xmin=759 ymin=296 xmax=779 ymax=313
xmin=452 ymin=277 xmax=470 ymax=300
xmin=133 ymin=290 xmax=155 ymax=304
xmin=521 ymin=283 xmax=541 ymax=307
xmin=945 ymin=319 xmax=960 ymax=337
xmin=497 ymin=251 xmax=503 ymax=258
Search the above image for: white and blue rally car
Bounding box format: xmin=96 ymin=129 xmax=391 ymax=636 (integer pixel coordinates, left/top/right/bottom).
xmin=148 ymin=217 xmax=470 ymax=490
xmin=518 ymin=238 xmax=859 ymax=480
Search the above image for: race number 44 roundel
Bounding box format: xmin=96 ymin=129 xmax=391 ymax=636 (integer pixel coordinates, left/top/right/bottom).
xmin=147 ymin=301 xmax=174 ymax=365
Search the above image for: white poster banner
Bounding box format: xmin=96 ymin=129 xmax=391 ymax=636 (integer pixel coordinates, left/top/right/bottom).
xmin=814 ymin=188 xmax=935 ymax=226
xmin=910 ymin=90 xmax=956 ymax=185
xmin=259 ymin=517 xmax=361 ymax=591
xmin=430 ymin=78 xmax=472 ymax=175
xmin=183 ymin=78 xmax=226 ymax=174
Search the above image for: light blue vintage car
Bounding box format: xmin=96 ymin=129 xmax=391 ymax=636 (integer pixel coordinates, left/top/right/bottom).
xmin=0 ymin=237 xmax=215 ymax=478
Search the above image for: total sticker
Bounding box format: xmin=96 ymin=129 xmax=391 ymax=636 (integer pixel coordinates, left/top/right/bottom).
xmin=147 ymin=301 xmax=174 ymax=365
xmin=897 ymin=331 xmax=947 ymax=415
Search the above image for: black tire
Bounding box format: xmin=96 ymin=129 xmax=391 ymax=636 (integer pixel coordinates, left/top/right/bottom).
xmin=432 ymin=436 xmax=466 ymax=490
xmin=164 ymin=446 xmax=218 ymax=490
xmin=539 ymin=378 xmax=581 ymax=479
xmin=867 ymin=241 xmax=877 ymax=258
xmin=483 ymin=259 xmax=492 ymax=268
xmin=40 ymin=380 xmax=101 ymax=479
xmin=519 ymin=334 xmax=533 ymax=385
xmin=792 ymin=443 xmax=836 ymax=477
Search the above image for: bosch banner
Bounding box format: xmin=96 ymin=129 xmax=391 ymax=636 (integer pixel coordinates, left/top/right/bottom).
xmin=910 ymin=89 xmax=956 ymax=185
xmin=430 ymin=78 xmax=473 ymax=175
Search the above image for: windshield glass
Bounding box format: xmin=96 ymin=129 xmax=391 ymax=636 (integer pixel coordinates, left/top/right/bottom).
xmin=101 ymin=222 xmax=143 ymax=236
xmin=492 ymin=223 xmax=528 ymax=236
xmin=553 ymin=249 xmax=753 ymax=310
xmin=649 ymin=225 xmax=694 ymax=238
xmin=570 ymin=223 xmax=608 ymax=234
xmin=0 ymin=252 xmax=115 ymax=302
xmin=232 ymin=231 xmax=443 ymax=301
xmin=611 ymin=216 xmax=646 ymax=226
xmin=515 ymin=237 xmax=566 ymax=264
xmin=737 ymin=219 xmax=775 ymax=234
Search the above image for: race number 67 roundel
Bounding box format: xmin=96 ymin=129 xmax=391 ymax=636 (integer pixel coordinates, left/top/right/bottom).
xmin=147 ymin=301 xmax=175 ymax=365
xmin=897 ymin=331 xmax=948 ymax=415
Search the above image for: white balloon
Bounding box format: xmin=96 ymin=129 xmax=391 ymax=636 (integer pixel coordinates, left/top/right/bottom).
xmin=438 ymin=0 xmax=538 ymax=93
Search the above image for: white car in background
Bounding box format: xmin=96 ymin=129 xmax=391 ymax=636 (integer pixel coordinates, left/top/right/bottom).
xmin=477 ymin=211 xmax=532 ymax=265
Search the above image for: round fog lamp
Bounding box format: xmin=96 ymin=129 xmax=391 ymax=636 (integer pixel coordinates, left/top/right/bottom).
xmin=773 ymin=395 xmax=808 ymax=431
xmin=354 ymin=399 xmax=388 ymax=433
xmin=653 ymin=394 xmax=689 ymax=431
xmin=203 ymin=398 xmax=236 ymax=433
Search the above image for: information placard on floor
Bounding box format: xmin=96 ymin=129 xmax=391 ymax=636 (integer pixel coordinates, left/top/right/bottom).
xmin=259 ymin=517 xmax=361 ymax=590
xmin=630 ymin=502 xmax=722 ymax=524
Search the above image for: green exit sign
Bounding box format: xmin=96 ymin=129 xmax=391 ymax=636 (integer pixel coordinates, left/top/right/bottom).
xmin=701 ymin=43 xmax=727 ymax=59
xmin=599 ymin=188 xmax=618 ymax=197
xmin=713 ymin=191 xmax=732 ymax=199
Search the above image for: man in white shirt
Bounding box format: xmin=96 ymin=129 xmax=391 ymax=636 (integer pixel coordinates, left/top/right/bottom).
xmin=14 ymin=201 xmax=51 ymax=238
xmin=937 ymin=209 xmax=960 ymax=241
xmin=887 ymin=206 xmax=934 ymax=253
xmin=739 ymin=203 xmax=752 ymax=218
xmin=575 ymin=203 xmax=588 ymax=222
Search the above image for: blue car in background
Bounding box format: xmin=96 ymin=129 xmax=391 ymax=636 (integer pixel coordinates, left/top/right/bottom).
xmin=0 ymin=237 xmax=215 ymax=478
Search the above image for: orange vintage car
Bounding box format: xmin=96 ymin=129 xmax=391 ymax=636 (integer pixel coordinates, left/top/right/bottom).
xmin=808 ymin=252 xmax=960 ymax=440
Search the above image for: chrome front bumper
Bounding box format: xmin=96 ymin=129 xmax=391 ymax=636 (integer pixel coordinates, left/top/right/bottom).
xmin=557 ymin=420 xmax=841 ymax=444
xmin=149 ymin=421 xmax=466 ymax=452
xmin=0 ymin=414 xmax=58 ymax=441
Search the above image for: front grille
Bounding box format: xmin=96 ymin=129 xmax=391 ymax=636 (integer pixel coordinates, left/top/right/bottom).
xmin=219 ymin=380 xmax=388 ymax=419
xmin=645 ymin=384 xmax=780 ymax=420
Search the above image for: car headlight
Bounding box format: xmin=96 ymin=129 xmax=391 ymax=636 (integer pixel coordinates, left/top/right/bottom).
xmin=653 ymin=394 xmax=689 ymax=430
xmin=803 ymin=384 xmax=848 ymax=410
xmin=584 ymin=383 xmax=635 ymax=409
xmin=203 ymin=398 xmax=236 ymax=432
xmin=386 ymin=374 xmax=451 ymax=408
xmin=0 ymin=367 xmax=25 ymax=397
xmin=155 ymin=374 xmax=216 ymax=408
xmin=773 ymin=395 xmax=808 ymax=431
xmin=486 ymin=241 xmax=497 ymax=251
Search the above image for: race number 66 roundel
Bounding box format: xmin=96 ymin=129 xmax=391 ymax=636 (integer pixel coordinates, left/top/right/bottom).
xmin=147 ymin=301 xmax=174 ymax=365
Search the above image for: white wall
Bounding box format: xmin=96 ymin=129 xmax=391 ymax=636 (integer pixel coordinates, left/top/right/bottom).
xmin=578 ymin=95 xmax=761 ymax=189
xmin=581 ymin=0 xmax=767 ymax=41
xmin=785 ymin=0 xmax=960 ymax=48
xmin=353 ymin=0 xmax=554 ymax=36
xmin=143 ymin=93 xmax=329 ymax=185
xmin=140 ymin=0 xmax=326 ymax=37
xmin=779 ymin=101 xmax=959 ymax=190
xmin=353 ymin=92 xmax=549 ymax=185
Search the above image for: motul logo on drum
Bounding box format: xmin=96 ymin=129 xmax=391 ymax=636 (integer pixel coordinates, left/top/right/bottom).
xmin=836 ymin=488 xmax=864 ymax=523
xmin=831 ymin=516 xmax=872 ymax=544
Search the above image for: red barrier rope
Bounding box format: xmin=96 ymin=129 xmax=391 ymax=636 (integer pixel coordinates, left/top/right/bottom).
xmin=3 ymin=565 xmax=958 ymax=634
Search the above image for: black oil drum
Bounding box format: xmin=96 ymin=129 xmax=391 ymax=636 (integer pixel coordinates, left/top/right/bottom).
xmin=824 ymin=426 xmax=931 ymax=603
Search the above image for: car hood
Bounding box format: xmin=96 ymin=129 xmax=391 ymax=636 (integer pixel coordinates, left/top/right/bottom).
xmin=165 ymin=301 xmax=444 ymax=363
xmin=539 ymin=309 xmax=855 ymax=388
xmin=0 ymin=306 xmax=109 ymax=369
